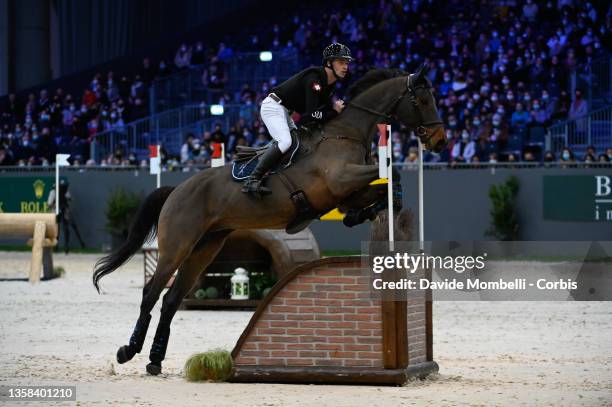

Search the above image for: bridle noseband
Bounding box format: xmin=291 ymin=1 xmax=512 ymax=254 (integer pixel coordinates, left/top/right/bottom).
xmin=348 ymin=74 xmax=443 ymax=141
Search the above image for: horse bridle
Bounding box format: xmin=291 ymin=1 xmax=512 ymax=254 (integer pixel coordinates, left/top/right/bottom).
xmin=348 ymin=74 xmax=443 ymax=141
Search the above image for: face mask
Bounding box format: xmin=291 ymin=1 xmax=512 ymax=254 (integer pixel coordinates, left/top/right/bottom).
xmin=449 ymin=121 xmax=457 ymax=127
xmin=493 ymin=120 xmax=501 ymax=127
xmin=502 ymin=78 xmax=510 ymax=85
xmin=542 ymin=94 xmax=549 ymax=101
xmin=81 ymin=107 xmax=87 ymax=113
xmin=33 ymin=135 xmax=39 ymax=141
xmin=467 ymin=102 xmax=474 ymax=109
xmin=506 ymin=93 xmax=514 ymax=100
xmin=473 ymin=119 xmax=481 ymax=126
xmin=533 ymin=104 xmax=540 ymax=110
xmin=473 ymin=94 xmax=480 ymax=101
xmin=110 ymin=113 xmax=117 ymax=119
xmin=524 ymin=95 xmax=531 ymax=102
xmin=562 ymin=152 xmax=570 ymax=160
xmin=491 ymin=95 xmax=498 ymax=102
xmin=462 ymin=131 xmax=469 ymax=140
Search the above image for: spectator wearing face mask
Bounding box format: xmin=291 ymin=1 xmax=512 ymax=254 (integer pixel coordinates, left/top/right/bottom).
xmin=510 ymin=103 xmax=531 ymax=132
xmin=175 ymin=44 xmax=192 ymax=69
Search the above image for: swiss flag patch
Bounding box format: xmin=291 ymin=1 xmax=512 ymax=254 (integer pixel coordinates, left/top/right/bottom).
xmin=312 ymin=82 xmax=321 ymax=91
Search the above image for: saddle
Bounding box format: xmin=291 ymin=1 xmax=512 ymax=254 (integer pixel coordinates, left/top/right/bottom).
xmin=231 ymin=127 xmax=311 ymax=180
xmin=231 ymin=126 xmax=322 ymax=234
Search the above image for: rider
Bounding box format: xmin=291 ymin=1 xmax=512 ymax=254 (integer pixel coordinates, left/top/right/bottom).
xmin=241 ymin=43 xmax=352 ymax=196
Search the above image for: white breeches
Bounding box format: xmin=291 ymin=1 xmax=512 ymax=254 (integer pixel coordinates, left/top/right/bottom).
xmin=260 ymin=95 xmax=297 ymax=153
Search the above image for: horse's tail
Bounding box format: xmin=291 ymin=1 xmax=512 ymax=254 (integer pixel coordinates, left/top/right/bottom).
xmin=93 ymin=186 xmax=175 ymax=293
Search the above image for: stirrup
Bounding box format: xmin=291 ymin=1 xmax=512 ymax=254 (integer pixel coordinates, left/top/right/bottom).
xmin=242 ymin=178 xmax=272 ymax=197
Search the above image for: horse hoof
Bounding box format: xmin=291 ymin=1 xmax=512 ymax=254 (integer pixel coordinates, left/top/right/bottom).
xmin=117 ymin=345 xmax=134 ymax=364
xmin=146 ymin=362 xmax=162 ymax=376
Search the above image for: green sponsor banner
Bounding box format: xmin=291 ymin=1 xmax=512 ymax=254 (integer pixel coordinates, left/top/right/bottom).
xmin=0 ymin=177 xmax=60 ymax=213
xmin=543 ymin=175 xmax=612 ymax=222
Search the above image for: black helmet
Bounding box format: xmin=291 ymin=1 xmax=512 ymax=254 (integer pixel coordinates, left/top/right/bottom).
xmin=322 ymin=43 xmax=352 ymax=64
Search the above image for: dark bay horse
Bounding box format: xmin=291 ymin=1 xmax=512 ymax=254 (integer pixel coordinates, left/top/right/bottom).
xmin=93 ymin=65 xmax=446 ymax=375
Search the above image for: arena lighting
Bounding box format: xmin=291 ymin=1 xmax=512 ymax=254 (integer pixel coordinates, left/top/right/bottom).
xmin=210 ymin=104 xmax=224 ymax=115
xmin=259 ymin=51 xmax=273 ymax=62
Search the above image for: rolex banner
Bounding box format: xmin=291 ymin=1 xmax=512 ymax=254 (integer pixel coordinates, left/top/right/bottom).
xmin=543 ymin=175 xmax=612 ymax=222
xmin=0 ymin=177 xmax=66 ymax=213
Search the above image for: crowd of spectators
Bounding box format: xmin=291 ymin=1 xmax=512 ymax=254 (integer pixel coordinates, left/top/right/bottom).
xmin=1 ymin=0 xmax=611 ymax=168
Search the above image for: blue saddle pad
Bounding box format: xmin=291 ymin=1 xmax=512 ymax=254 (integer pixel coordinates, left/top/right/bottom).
xmin=231 ymin=138 xmax=300 ymax=182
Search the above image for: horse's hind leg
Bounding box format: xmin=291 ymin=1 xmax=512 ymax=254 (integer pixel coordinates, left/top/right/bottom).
xmin=116 ymin=254 xmax=183 ymax=364
xmin=146 ymin=230 xmax=232 ymax=375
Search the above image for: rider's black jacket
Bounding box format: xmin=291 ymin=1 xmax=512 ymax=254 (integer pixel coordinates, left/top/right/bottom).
xmin=270 ymin=67 xmax=338 ymax=124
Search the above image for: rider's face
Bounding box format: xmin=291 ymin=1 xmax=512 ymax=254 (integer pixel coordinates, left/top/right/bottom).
xmin=331 ymin=59 xmax=350 ymax=78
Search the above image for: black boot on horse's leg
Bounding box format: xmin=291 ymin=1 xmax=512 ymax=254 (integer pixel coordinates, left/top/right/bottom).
xmin=147 ymin=324 xmax=170 ymax=375
xmin=117 ymin=313 xmax=152 ymax=364
xmin=241 ymin=144 xmax=283 ymax=198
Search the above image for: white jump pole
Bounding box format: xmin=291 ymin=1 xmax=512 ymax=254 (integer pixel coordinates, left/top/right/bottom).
xmin=387 ymin=125 xmax=394 ymax=251
xmin=418 ymin=137 xmax=424 ymax=253
xmin=156 ymin=145 xmax=161 ymax=189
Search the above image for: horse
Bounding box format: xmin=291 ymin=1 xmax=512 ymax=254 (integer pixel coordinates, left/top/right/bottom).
xmin=93 ymin=64 xmax=447 ymax=375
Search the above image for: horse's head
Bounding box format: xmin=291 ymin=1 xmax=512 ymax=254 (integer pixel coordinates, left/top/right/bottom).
xmin=394 ymin=64 xmax=447 ymax=152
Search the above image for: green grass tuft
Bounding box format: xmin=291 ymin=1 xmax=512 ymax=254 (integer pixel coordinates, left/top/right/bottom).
xmin=184 ymin=349 xmax=233 ymax=382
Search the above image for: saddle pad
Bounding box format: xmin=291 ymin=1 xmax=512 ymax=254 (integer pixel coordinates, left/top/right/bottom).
xmin=231 ymin=137 xmax=300 ymax=182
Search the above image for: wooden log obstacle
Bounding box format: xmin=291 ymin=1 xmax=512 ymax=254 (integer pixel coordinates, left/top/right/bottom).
xmin=0 ymin=213 xmax=58 ymax=282
xmin=230 ymin=210 xmax=437 ymax=385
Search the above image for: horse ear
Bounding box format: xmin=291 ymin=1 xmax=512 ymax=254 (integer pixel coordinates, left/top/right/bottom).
xmin=417 ymin=62 xmax=429 ymax=81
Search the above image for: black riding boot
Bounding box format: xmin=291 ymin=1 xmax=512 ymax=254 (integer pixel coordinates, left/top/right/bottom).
xmin=241 ymin=144 xmax=283 ymax=197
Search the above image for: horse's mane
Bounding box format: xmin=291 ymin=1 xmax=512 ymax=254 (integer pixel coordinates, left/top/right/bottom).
xmin=347 ymin=68 xmax=406 ymax=99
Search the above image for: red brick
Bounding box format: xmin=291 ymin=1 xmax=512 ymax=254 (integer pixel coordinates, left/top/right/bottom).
xmin=330 ymin=351 xmax=356 ymax=359
xmin=287 ymin=313 xmax=315 ymax=321
xmin=259 ymin=314 xmax=286 ymax=321
xmin=287 ymin=343 xmax=315 ymax=350
xmin=297 ymin=336 xmax=319 ymax=343
xmin=270 ymin=351 xmax=299 ymax=358
xmin=314 ymin=359 xmax=343 ymax=366
xmin=254 ymin=321 xmax=270 ymax=328
xmin=343 ymin=300 xmax=375 ymax=306
xmin=343 ymin=284 xmax=369 ymax=291
xmin=326 ymin=277 xmax=356 ymax=284
xmin=270 ymin=305 xmax=298 ymax=313
xmin=328 ymin=321 xmax=356 ymax=329
xmin=241 ymin=350 xmax=270 ymax=357
xmin=258 ymin=343 xmax=286 ymax=350
xmin=315 ymin=299 xmax=343 ymax=307
xmin=286 ymin=359 xmax=315 ymax=366
xmin=270 ymin=321 xmax=299 ymax=328
xmin=371 ymin=344 xmax=383 ymax=352
xmin=241 ymin=342 xmax=257 ymax=350
xmin=355 ymin=306 xmax=380 ymax=314
xmin=356 ymin=352 xmax=380 ymax=359
xmin=284 ymin=299 xmax=314 ymax=306
xmin=328 ymin=292 xmax=356 ymax=299
xmin=257 ymin=328 xmax=286 ymax=335
xmin=270 ymin=335 xmax=299 ymax=343
xmin=298 ymin=351 xmax=328 ymax=358
xmin=344 ymin=359 xmax=373 ymax=367
xmin=286 ymin=328 xmax=315 ymax=335
xmin=298 ymin=306 xmax=328 ymax=314
xmin=344 ymin=269 xmax=365 ymax=276
xmin=314 ymin=314 xmax=343 ymax=321
xmin=248 ymin=335 xmax=270 ymax=342
xmin=298 ymin=276 xmax=328 ymax=283
xmin=327 ymin=336 xmax=355 ymax=344
xmin=298 ymin=292 xmax=327 ymax=299
xmin=234 ymin=357 xmax=256 ymax=365
xmin=314 ymin=329 xmax=343 ymax=336
xmin=284 ymin=283 xmax=313 ymax=291
xmin=258 ymin=358 xmax=285 ymax=365
xmin=274 ymin=291 xmax=298 ymax=299
xmin=344 ymin=329 xmax=374 ymax=336
xmin=317 ymin=270 xmax=342 ymax=276
xmin=344 ymin=314 xmax=371 ymax=322
xmin=314 ymin=343 xmax=342 ymax=351
xmin=326 ymin=307 xmax=356 ymax=314
xmin=357 ymin=322 xmax=381 ymax=329
xmin=359 ymin=337 xmax=383 ymax=344
xmin=300 ymin=321 xmax=328 ymax=328
xmin=344 ymin=344 xmax=371 ymax=351
xmin=314 ymin=284 xmax=342 ymax=291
